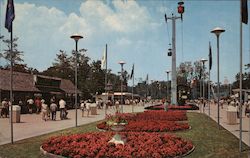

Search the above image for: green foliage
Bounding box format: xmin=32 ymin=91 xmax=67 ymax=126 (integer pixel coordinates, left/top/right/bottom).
xmin=41 ymin=49 xmax=125 ymax=99
xmin=1 ymin=37 xmax=24 ymax=64
xmin=232 ymin=72 xmax=250 ymax=89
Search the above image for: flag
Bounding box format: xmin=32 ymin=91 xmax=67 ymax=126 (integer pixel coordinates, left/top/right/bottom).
xmin=101 ymin=45 xmax=107 ymax=69
xmin=130 ymin=64 xmax=134 ymax=79
xmin=209 ymin=42 xmax=212 ymax=70
xmin=5 ymin=0 xmax=15 ymax=32
xmin=241 ymin=0 xmax=248 ymax=24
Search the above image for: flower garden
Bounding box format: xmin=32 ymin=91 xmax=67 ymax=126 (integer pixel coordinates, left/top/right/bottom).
xmin=41 ymin=110 xmax=195 ymax=157
xmin=41 ymin=132 xmax=193 ymax=158
xmin=144 ymin=104 xmax=199 ymax=111
xmin=97 ymin=111 xmax=190 ymax=132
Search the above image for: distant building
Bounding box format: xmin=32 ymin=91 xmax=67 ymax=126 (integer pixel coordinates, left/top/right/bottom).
xmin=0 ymin=69 xmax=80 ymax=106
xmin=95 ymin=92 xmax=140 ymax=104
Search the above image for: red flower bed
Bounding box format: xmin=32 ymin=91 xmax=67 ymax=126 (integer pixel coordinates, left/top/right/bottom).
xmin=42 ymin=132 xmax=193 ymax=158
xmin=125 ymin=120 xmax=189 ymax=132
xmin=98 ymin=111 xmax=189 ymax=132
xmin=168 ymin=105 xmax=192 ymax=109
xmin=97 ymin=120 xmax=189 ymax=132
xmin=145 ymin=104 xmax=199 ymax=110
xmin=104 ymin=111 xmax=187 ymax=122
xmin=136 ymin=110 xmax=188 ymax=121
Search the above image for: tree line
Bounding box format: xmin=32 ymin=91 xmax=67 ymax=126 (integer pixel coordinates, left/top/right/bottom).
xmin=0 ymin=37 xmax=129 ymax=99
xmin=1 ymin=36 xmax=250 ymax=100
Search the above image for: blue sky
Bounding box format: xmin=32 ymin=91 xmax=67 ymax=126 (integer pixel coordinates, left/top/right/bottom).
xmin=0 ymin=0 xmax=249 ymax=86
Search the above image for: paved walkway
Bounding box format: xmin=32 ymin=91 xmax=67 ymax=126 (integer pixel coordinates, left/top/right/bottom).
xmin=199 ymin=102 xmax=250 ymax=147
xmin=0 ymin=104 xmax=145 ymax=145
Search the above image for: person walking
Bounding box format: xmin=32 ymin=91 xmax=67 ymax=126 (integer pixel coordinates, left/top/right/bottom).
xmin=41 ymin=99 xmax=48 ymax=121
xmin=1 ymin=98 xmax=9 ymax=118
xmin=80 ymin=100 xmax=86 ymax=117
xmin=59 ymin=98 xmax=66 ymax=120
xmin=115 ymin=100 xmax=119 ymax=113
xmin=50 ymin=101 xmax=57 ymax=121
xmin=164 ymin=99 xmax=169 ymax=111
xmin=35 ymin=97 xmax=41 ymax=114
xmin=85 ymin=100 xmax=91 ymax=117
xmin=27 ymin=97 xmax=34 ymax=114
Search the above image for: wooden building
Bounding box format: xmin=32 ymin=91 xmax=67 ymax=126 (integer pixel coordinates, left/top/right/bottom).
xmin=0 ymin=69 xmax=80 ymax=106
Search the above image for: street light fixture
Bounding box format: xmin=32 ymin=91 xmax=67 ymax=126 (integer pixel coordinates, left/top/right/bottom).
xmin=211 ymin=27 xmax=225 ymax=129
xmin=118 ymin=60 xmax=126 ymax=113
xmin=70 ymin=34 xmax=83 ymax=127
xmin=200 ymin=58 xmax=207 ymax=113
xmin=165 ymin=70 xmax=171 ymax=101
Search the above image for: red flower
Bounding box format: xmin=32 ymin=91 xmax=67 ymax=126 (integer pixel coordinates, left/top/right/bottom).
xmin=42 ymin=132 xmax=193 ymax=158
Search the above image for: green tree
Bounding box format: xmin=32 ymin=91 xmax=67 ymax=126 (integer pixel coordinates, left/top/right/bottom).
xmin=71 ymin=49 xmax=92 ymax=99
xmin=0 ymin=37 xmax=34 ymax=73
xmin=85 ymin=60 xmax=105 ymax=96
xmin=0 ymin=37 xmax=24 ymax=64
xmin=42 ymin=50 xmax=74 ymax=80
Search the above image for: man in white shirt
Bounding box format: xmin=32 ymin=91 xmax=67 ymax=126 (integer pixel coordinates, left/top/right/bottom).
xmin=59 ymin=99 xmax=66 ymax=119
xmin=27 ymin=98 xmax=34 ymax=114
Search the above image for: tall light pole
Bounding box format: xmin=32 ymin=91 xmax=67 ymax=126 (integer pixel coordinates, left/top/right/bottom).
xmin=211 ymin=27 xmax=225 ymax=129
xmin=70 ymin=34 xmax=83 ymax=127
xmin=118 ymin=61 xmax=126 ymax=113
xmin=164 ymin=1 xmax=184 ymax=105
xmin=201 ymin=58 xmax=207 ymax=113
xmin=165 ymin=70 xmax=171 ymax=101
xmin=165 ymin=13 xmax=181 ymax=105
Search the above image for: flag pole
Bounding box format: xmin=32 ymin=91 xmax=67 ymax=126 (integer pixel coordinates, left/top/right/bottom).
xmin=132 ymin=64 xmax=134 ymax=113
xmin=5 ymin=0 xmax=15 ymax=144
xmin=239 ymin=0 xmax=243 ymax=152
xmin=10 ymin=24 xmax=14 ymax=144
xmin=208 ymin=41 xmax=211 ymax=117
xmin=105 ymin=44 xmax=107 ymax=116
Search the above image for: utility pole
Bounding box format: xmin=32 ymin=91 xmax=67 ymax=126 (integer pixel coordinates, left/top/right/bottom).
xmin=164 ymin=1 xmax=184 ymax=105
xmin=165 ymin=14 xmax=181 ymax=105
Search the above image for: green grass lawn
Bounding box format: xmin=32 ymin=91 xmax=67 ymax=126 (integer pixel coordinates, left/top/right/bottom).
xmin=0 ymin=112 xmax=249 ymax=158
xmin=178 ymin=113 xmax=248 ymax=158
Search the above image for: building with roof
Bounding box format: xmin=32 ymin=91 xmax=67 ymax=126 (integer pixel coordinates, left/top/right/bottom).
xmin=0 ymin=69 xmax=80 ymax=106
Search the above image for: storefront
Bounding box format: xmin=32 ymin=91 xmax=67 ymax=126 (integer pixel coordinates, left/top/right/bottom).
xmin=0 ymin=70 xmax=80 ymax=107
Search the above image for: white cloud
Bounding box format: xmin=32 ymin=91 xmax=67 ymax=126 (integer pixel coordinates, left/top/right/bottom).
xmin=1 ymin=0 xmax=158 ymax=73
xmin=79 ymin=0 xmax=151 ymax=33
xmin=116 ymin=38 xmax=131 ymax=46
xmin=157 ymin=6 xmax=169 ymax=14
xmin=4 ymin=2 xmax=93 ymax=70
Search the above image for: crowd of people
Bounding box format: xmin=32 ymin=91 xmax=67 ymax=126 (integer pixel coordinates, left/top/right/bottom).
xmin=192 ymin=98 xmax=250 ymax=118
xmin=0 ymin=97 xmax=70 ymax=121
xmin=0 ymin=96 xmax=145 ymax=121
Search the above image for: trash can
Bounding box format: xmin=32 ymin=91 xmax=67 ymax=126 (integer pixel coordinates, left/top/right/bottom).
xmin=227 ymin=106 xmax=237 ymax=125
xmin=90 ymin=103 xmax=97 ymax=115
xmin=9 ymin=105 xmax=21 ymax=123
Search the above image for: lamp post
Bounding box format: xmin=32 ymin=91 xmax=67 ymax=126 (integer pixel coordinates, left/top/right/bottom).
xmin=165 ymin=70 xmax=171 ymax=101
xmin=118 ymin=61 xmax=126 ymax=113
xmin=70 ymin=34 xmax=83 ymax=127
xmin=211 ymin=27 xmax=225 ymax=129
xmin=200 ymin=58 xmax=207 ymax=113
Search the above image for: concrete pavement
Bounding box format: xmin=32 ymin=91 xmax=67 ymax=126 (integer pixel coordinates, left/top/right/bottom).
xmin=200 ymin=102 xmax=250 ymax=147
xmin=0 ymin=104 xmax=145 ymax=145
